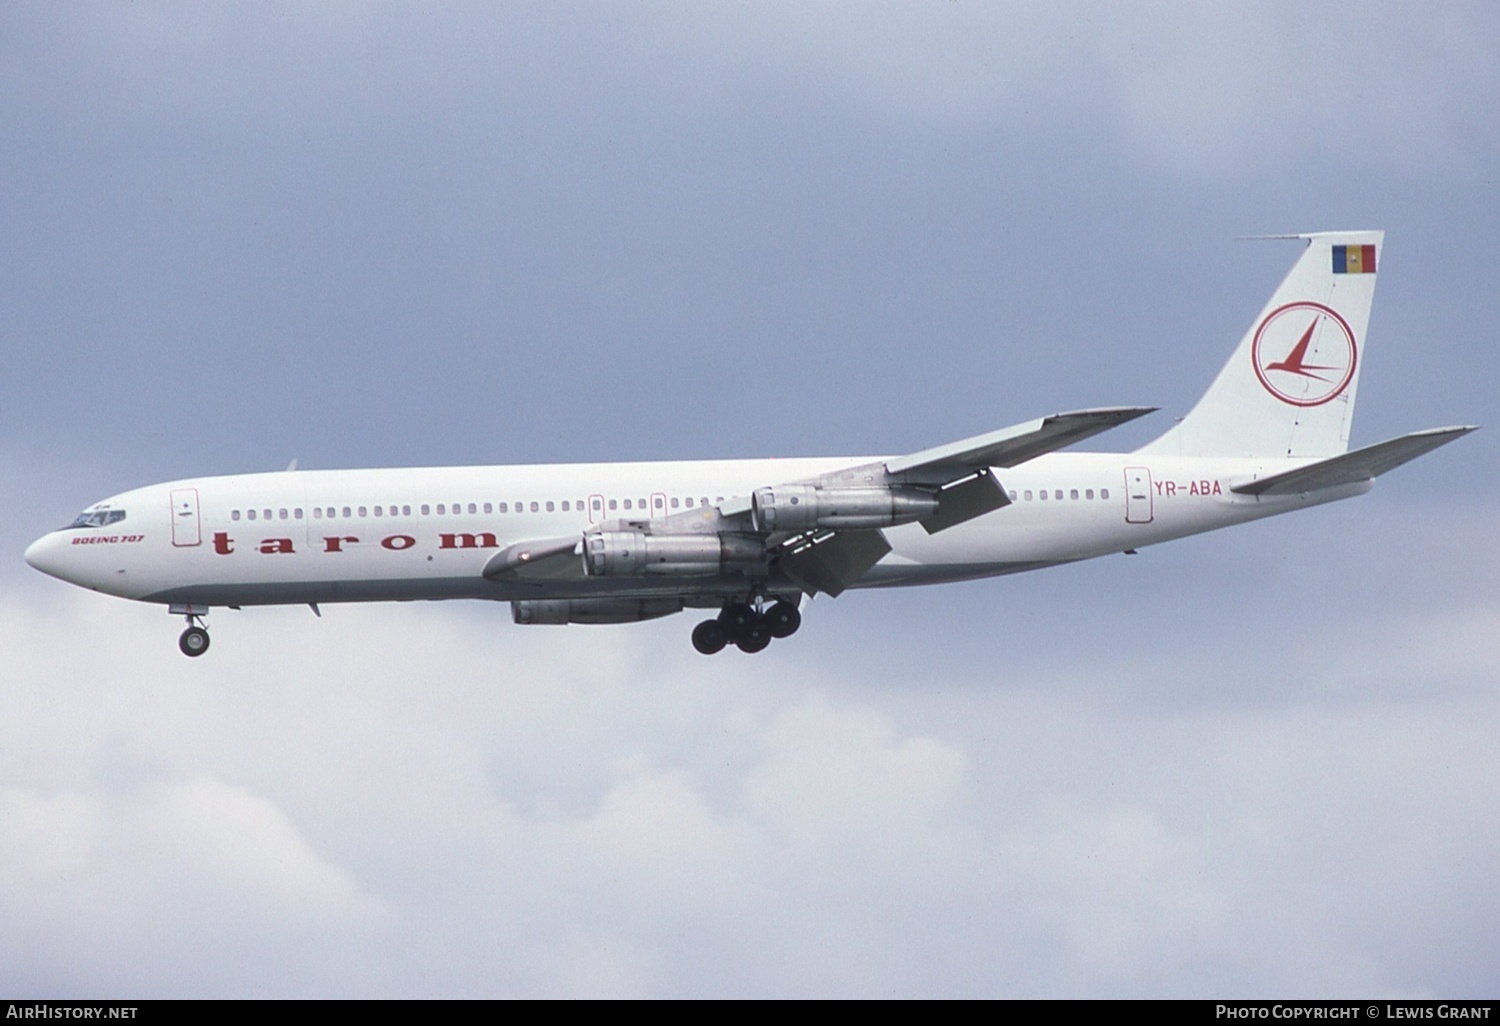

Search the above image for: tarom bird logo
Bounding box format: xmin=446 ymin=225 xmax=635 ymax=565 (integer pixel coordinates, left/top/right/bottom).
xmin=1264 ymin=319 xmax=1339 ymax=381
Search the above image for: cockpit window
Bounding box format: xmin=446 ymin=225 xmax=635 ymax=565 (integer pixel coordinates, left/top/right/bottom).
xmin=66 ymin=509 xmax=127 ymax=529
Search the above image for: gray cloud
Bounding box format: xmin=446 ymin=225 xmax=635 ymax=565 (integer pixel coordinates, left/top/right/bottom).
xmin=14 ymin=3 xmax=1495 ymax=175
xmin=3 ymin=496 xmax=1496 ymax=996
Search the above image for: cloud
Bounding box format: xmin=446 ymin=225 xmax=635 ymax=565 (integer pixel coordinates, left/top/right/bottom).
xmin=11 ymin=2 xmax=1497 ymax=176
xmin=0 ymin=776 xmax=390 ymax=996
xmin=2 ymin=503 xmax=1497 ymax=997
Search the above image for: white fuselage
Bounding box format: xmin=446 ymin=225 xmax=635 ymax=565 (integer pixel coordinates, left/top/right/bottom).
xmin=23 ymin=451 xmax=1366 ymax=609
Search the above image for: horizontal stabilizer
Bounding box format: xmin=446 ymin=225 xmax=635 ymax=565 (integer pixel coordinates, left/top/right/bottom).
xmin=481 ymin=536 xmax=583 ymax=580
xmin=779 ymin=529 xmax=892 ymax=597
xmin=1230 ymin=426 xmax=1477 ymax=496
xmin=886 ymin=407 xmax=1156 ymax=484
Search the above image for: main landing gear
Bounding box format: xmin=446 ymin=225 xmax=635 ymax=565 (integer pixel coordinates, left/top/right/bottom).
xmin=171 ymin=604 xmax=211 ymax=657
xmin=691 ymin=599 xmax=801 ymax=655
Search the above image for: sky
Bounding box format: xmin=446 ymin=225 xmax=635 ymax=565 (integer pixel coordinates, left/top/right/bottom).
xmin=2 ymin=1 xmax=1498 ymax=998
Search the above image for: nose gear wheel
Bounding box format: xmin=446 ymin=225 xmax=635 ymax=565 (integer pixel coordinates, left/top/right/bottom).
xmin=179 ymin=626 xmax=210 ymax=657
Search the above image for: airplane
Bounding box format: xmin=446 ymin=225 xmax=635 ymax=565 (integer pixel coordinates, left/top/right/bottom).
xmin=24 ymin=230 xmax=1476 ymax=658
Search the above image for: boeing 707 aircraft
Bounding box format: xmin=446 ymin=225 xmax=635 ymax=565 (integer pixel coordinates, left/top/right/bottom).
xmin=25 ymin=231 xmax=1475 ymax=657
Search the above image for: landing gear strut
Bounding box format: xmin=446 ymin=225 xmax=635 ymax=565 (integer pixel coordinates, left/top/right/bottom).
xmin=172 ymin=605 xmax=211 ymax=657
xmin=691 ymin=598 xmax=800 ymax=655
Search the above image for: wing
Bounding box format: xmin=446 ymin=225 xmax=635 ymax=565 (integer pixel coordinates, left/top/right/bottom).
xmin=885 ymin=406 xmax=1158 ymax=482
xmin=479 ymin=407 xmax=1159 ymax=598
xmin=763 ymin=406 xmax=1158 ymax=594
xmin=481 ymin=535 xmax=583 ymax=581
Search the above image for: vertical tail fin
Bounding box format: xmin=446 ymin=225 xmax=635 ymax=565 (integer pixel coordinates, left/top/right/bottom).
xmin=1141 ymin=231 xmax=1383 ymax=458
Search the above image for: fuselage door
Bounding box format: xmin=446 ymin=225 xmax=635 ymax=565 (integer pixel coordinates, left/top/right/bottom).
xmin=1123 ymin=467 xmax=1153 ymax=524
xmin=170 ymin=488 xmax=202 ymax=546
xmin=588 ymin=494 xmax=605 ymax=526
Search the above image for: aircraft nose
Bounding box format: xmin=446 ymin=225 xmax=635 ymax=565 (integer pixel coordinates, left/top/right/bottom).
xmin=24 ymin=532 xmax=69 ymax=581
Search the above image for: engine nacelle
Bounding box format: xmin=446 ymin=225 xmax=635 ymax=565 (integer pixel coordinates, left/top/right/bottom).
xmin=512 ymin=598 xmax=684 ymax=625
xmin=751 ymin=485 xmax=939 ymax=532
xmin=583 ymin=531 xmax=766 ymax=577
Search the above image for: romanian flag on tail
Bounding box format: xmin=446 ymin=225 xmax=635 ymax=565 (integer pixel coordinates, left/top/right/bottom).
xmin=1333 ymin=244 xmax=1376 ymax=274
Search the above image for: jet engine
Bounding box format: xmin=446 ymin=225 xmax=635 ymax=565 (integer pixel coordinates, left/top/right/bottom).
xmin=751 ymin=485 xmax=938 ymax=532
xmin=512 ymin=598 xmax=684 ymax=625
xmin=583 ymin=531 xmax=766 ymax=577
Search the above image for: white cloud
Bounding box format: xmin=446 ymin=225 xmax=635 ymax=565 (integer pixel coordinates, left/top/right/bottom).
xmin=2 ymin=517 xmax=1497 ymax=997
xmin=0 ymin=776 xmax=390 ymax=997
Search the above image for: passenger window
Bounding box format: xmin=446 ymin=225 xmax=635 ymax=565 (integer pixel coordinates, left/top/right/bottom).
xmin=295 ymin=508 xmax=303 ymax=519
xmin=561 ymin=500 xmax=569 ymax=512
xmin=358 ymin=506 xmax=367 ymax=517
xmin=1039 ymin=490 xmax=1048 ymax=500
xmin=263 ymin=509 xmax=272 ymax=520
xmin=1086 ymin=489 xmax=1094 ymax=500
xmin=545 ymin=501 xmax=555 ymax=512
xmin=1024 ymin=491 xmax=1032 ymax=501
xmin=436 ymin=504 xmax=445 ymax=515
xmin=232 ymin=510 xmax=241 ymax=521
xmin=342 ymin=507 xmax=351 ymax=518
xmin=483 ymin=503 xmax=492 ymax=514
xmin=277 ymin=509 xmax=286 ymax=520
xmin=402 ymin=505 xmax=411 ymax=516
xmin=529 ymin=501 xmax=539 ymax=513
xmin=1070 ymin=490 xmax=1078 ymax=500
xmin=498 ymin=502 xmax=507 ymax=513
xmin=671 ymin=498 xmax=679 ymax=509
xmin=1008 ymin=491 xmax=1017 ymax=501
xmin=468 ymin=503 xmax=477 ymax=514
xmin=609 ymin=499 xmax=618 ymax=510
xmin=1053 ymin=490 xmax=1061 ymax=501
xmin=1101 ymin=489 xmax=1110 ymax=500
xmin=374 ymin=506 xmax=383 ymax=517
xmin=312 ymin=508 xmax=321 ymax=519
xmin=421 ymin=504 xmax=430 ymax=516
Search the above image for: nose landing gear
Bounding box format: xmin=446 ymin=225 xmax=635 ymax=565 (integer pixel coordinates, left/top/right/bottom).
xmin=170 ymin=604 xmax=212 ymax=658
xmin=691 ymin=597 xmax=801 ymax=655
xmin=179 ymin=625 xmax=210 ymax=657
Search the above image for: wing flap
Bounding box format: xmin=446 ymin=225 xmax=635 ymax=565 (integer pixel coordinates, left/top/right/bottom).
xmin=885 ymin=407 xmax=1156 ymax=483
xmin=919 ymin=469 xmax=1010 ymax=534
xmin=1230 ymin=426 xmax=1478 ymax=496
xmin=778 ymin=529 xmax=892 ymax=597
